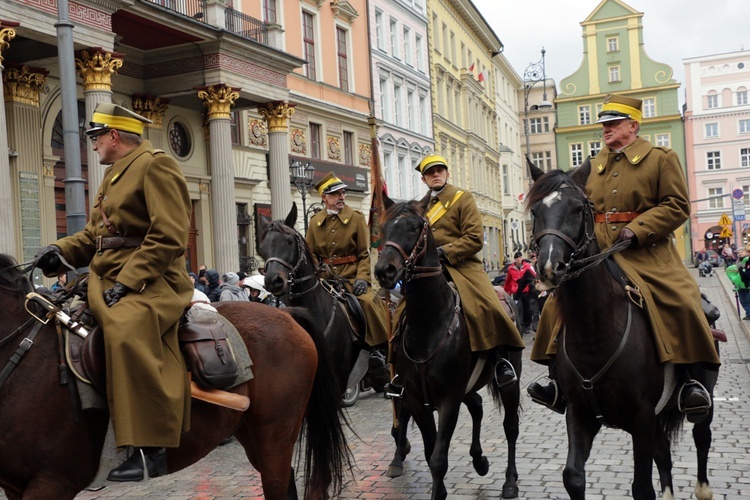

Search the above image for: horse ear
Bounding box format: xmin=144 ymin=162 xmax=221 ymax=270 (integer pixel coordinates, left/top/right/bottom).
xmin=527 ymin=155 xmax=546 ymax=182
xmin=258 ymin=215 xmax=270 ymax=236
xmin=569 ymin=156 xmax=592 ymax=187
xmin=284 ymin=202 xmax=298 ymax=229
xmin=383 ymin=194 xmax=395 ymax=210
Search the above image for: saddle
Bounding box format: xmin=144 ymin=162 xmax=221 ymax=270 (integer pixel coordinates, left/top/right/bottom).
xmin=323 ymin=277 xmax=367 ymax=345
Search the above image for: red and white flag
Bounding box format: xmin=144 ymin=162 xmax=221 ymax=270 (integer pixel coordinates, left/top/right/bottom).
xmin=477 ymin=70 xmax=486 ymax=82
xmin=468 ymin=62 xmax=475 ymax=72
xmin=518 ymin=192 xmax=525 ymax=201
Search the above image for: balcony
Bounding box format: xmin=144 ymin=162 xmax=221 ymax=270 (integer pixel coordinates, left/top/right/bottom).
xmin=225 ymin=8 xmax=268 ymax=45
xmin=144 ymin=0 xmax=207 ymax=21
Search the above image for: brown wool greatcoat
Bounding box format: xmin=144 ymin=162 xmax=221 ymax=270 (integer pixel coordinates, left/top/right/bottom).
xmin=306 ymin=205 xmax=390 ymax=346
xmin=531 ymin=138 xmax=720 ymax=367
xmin=53 ymin=141 xmax=193 ymax=447
xmin=395 ymin=184 xmax=524 ymax=352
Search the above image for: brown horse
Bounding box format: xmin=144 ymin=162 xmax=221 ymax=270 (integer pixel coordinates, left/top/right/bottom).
xmin=0 ymin=254 xmax=350 ymax=500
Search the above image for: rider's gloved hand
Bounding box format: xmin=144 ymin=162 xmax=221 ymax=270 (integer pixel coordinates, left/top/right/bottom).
xmin=437 ymin=247 xmax=449 ymax=265
xmin=35 ymin=245 xmax=63 ymax=276
xmin=352 ymin=279 xmax=369 ymax=296
xmin=103 ymin=282 xmax=131 ymax=307
xmin=616 ymin=227 xmax=637 ymax=247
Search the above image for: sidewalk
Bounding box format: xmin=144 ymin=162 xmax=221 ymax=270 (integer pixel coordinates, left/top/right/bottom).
xmin=712 ymin=265 xmax=750 ymax=361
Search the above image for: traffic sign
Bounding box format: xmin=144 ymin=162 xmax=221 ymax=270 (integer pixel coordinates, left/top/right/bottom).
xmin=733 ymin=189 xmax=744 ymax=200
xmin=718 ymin=213 xmax=732 ymax=226
xmin=720 ymin=227 xmax=733 ymax=238
xmin=733 ymin=198 xmax=747 ymax=221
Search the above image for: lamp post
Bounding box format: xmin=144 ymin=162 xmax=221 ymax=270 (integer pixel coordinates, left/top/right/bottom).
xmin=523 ymin=48 xmax=553 ymax=160
xmin=289 ymin=159 xmax=316 ymax=233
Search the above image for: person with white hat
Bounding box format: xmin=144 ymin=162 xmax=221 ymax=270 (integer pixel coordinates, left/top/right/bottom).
xmin=219 ymin=272 xmax=249 ymax=301
xmin=34 ymin=102 xmax=193 ymax=481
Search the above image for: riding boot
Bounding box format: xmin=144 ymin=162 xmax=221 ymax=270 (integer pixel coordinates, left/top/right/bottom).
xmin=679 ymin=363 xmax=712 ymax=424
xmin=495 ymin=356 xmax=518 ymax=387
xmin=527 ymin=362 xmax=566 ymax=414
xmin=107 ymin=447 xmax=168 ymax=482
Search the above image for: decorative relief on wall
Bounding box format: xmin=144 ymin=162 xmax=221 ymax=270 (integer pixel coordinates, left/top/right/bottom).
xmin=325 ymin=120 xmax=341 ymax=133
xmin=291 ymin=110 xmax=308 ymax=124
xmin=327 ymin=135 xmax=341 ymax=161
xmin=290 ymin=127 xmax=306 ymax=154
xmin=358 ymin=143 xmax=372 ymax=166
xmin=248 ymin=118 xmax=268 ymax=148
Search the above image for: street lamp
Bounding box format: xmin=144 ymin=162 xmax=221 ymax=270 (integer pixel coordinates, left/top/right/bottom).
xmin=523 ymin=48 xmax=553 ymax=160
xmin=289 ymin=158 xmax=316 ymax=233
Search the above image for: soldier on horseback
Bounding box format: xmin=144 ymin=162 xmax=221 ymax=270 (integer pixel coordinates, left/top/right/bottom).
xmin=306 ymin=172 xmax=390 ymax=347
xmin=528 ymin=94 xmax=720 ymax=422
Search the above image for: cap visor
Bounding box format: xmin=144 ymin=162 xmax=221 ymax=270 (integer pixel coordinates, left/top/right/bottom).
xmin=85 ymin=125 xmax=109 ymax=136
xmin=324 ymin=184 xmax=347 ymax=194
xmin=596 ymin=115 xmax=629 ymax=124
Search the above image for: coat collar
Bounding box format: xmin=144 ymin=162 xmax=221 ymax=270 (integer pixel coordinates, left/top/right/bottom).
xmin=315 ymin=204 xmax=354 ymax=226
xmin=593 ymin=137 xmax=654 ymax=174
xmin=423 ymin=183 xmax=458 ymax=205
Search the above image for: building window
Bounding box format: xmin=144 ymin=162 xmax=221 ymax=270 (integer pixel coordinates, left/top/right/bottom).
xmin=737 ymin=89 xmax=748 ymax=105
xmin=741 ymin=148 xmax=750 ymax=168
xmin=407 ymin=89 xmax=415 ymax=130
xmin=589 ymin=141 xmax=601 ymax=157
xmin=415 ymin=35 xmax=424 ymax=71
xmin=168 ymin=120 xmax=192 ymax=158
xmin=707 ymin=151 xmax=721 ymax=170
xmin=529 ymin=117 xmax=543 ymax=134
xmin=707 ymin=93 xmax=718 ymax=109
xmin=302 ymin=11 xmax=316 ymax=79
xmin=609 ymin=66 xmax=620 ymax=83
xmin=393 ymin=83 xmax=402 ymax=126
xmin=336 ymin=27 xmax=349 ymax=92
xmin=744 ymin=185 xmax=750 ymax=206
xmin=310 ymin=122 xmax=321 ymax=159
xmin=579 ymin=105 xmax=591 ymax=125
xmin=570 ymin=143 xmax=583 ymax=167
xmin=740 ymin=119 xmax=750 ymax=134
xmin=263 ymin=0 xmax=277 ymax=24
xmin=432 ymin=14 xmax=439 ymax=53
xmin=230 ymin=111 xmax=240 ymax=145
xmin=656 ymin=134 xmax=670 ymax=147
xmin=390 ymin=18 xmax=398 ymax=59
xmin=343 ymin=131 xmax=353 ymax=165
xmin=642 ymin=98 xmax=655 ymax=118
xmin=375 ymin=10 xmax=384 ymax=50
xmin=419 ymin=94 xmax=427 ymax=135
xmin=379 ymin=78 xmax=389 ymax=121
xmin=708 ymin=187 xmax=724 ymax=209
xmin=531 ymin=151 xmax=552 ymax=171
xmin=705 ymin=123 xmax=718 ymax=138
xmin=403 ymin=27 xmax=411 ymax=66
xmin=502 ymin=164 xmax=509 ymax=195
xmin=607 ymin=37 xmax=618 ymax=52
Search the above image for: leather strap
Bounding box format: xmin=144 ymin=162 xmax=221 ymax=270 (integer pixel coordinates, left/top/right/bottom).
xmin=96 ymin=236 xmax=143 ymax=252
xmin=98 ymin=192 xmax=119 ymax=236
xmin=594 ymin=211 xmax=640 ymax=223
xmin=321 ymin=255 xmax=358 ymax=266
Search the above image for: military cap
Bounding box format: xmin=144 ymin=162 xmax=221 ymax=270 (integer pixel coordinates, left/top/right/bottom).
xmin=416 ymin=154 xmax=449 ymax=174
xmin=85 ymin=102 xmax=152 ymax=136
xmin=314 ymin=171 xmax=347 ymax=195
xmin=596 ymin=94 xmax=643 ymax=124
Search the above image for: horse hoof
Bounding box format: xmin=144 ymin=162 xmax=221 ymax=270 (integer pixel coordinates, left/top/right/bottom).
xmin=473 ymin=456 xmax=489 ymax=476
xmin=386 ymin=465 xmax=403 ymax=478
xmin=502 ymin=482 xmax=519 ymax=498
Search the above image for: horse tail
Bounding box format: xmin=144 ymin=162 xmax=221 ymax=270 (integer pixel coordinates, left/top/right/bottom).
xmin=287 ymin=307 xmax=354 ymax=498
xmin=659 ymin=406 xmax=685 ymax=445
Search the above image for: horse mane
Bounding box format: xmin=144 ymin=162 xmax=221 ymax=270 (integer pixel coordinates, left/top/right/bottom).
xmin=263 ymin=220 xmax=316 ymax=265
xmin=0 ymin=254 xmax=32 ymax=294
xmin=382 ymin=200 xmax=426 ymax=224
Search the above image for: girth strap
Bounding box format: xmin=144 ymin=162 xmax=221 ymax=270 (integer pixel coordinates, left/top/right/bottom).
xmin=0 ymin=320 xmax=45 ymax=388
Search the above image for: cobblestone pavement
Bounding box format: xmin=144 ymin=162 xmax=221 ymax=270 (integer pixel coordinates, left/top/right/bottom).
xmin=7 ymin=269 xmax=747 ymax=499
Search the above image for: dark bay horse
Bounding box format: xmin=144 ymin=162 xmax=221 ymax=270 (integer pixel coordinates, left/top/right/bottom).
xmin=0 ymin=254 xmax=350 ymax=500
xmin=526 ymin=163 xmax=716 ymax=500
xmin=374 ymin=201 xmax=521 ymax=500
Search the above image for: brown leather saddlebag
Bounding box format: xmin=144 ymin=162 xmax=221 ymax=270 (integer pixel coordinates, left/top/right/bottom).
xmin=179 ymin=318 xmax=239 ymax=390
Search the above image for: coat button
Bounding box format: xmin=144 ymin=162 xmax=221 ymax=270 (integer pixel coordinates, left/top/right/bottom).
xmin=611 ymin=207 xmax=617 ymax=211
xmin=615 ymin=155 xmax=621 ymax=161
xmin=612 ymin=189 xmax=618 ymax=194
xmin=612 ymin=226 xmax=617 ymax=231
xmin=99 ymin=222 xmax=104 ymax=228
xmin=613 ymin=172 xmax=619 ymax=177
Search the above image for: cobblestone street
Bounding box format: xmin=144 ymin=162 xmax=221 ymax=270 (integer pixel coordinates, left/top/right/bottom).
xmin=14 ymin=269 xmax=748 ymax=499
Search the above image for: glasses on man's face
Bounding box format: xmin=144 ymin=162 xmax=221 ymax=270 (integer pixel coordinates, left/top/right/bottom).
xmin=328 ymin=190 xmax=346 ymax=198
xmin=88 ymin=130 xmax=110 ymax=142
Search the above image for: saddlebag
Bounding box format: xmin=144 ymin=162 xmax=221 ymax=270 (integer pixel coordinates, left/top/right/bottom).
xmin=179 ymin=309 xmax=239 ymax=390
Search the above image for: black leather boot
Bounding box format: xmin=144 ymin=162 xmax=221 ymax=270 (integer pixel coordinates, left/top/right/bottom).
xmin=495 ymin=357 xmax=518 ymax=387
xmin=527 ymin=380 xmax=566 ymax=414
xmin=679 ymin=380 xmax=712 ymax=424
xmin=107 ymin=447 xmax=168 ymax=482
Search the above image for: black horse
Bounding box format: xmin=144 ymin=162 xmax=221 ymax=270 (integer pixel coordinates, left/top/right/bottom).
xmin=526 ymin=161 xmax=717 ymax=500
xmin=374 ymin=200 xmax=521 ymax=500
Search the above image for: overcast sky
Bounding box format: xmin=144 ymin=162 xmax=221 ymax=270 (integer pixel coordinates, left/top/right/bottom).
xmin=473 ymin=0 xmax=750 ymax=102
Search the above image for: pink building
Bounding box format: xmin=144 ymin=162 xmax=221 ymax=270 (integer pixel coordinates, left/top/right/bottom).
xmin=684 ymin=50 xmax=750 ymax=256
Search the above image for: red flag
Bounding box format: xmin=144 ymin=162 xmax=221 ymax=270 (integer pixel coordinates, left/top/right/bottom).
xmin=477 ymin=70 xmax=485 ymax=82
xmin=518 ymin=192 xmax=525 ymax=201
xmin=468 ymin=62 xmax=475 ymax=72
xmin=368 ymin=116 xmax=385 ymax=249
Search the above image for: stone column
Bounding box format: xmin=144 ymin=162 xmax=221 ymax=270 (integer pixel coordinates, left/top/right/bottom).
xmin=3 ymin=63 xmax=48 ymax=261
xmin=75 ymin=48 xmax=124 ymax=208
xmin=132 ymin=95 xmax=169 ymax=150
xmin=198 ymin=84 xmax=239 ymax=274
xmin=0 ymin=21 xmax=19 ymax=255
xmin=258 ymin=101 xmax=294 ymax=219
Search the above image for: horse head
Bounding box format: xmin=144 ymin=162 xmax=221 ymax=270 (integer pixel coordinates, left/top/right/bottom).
xmin=374 ymin=199 xmax=439 ymax=290
xmin=526 ymin=157 xmax=595 ymax=289
xmin=258 ymin=202 xmax=314 ymax=298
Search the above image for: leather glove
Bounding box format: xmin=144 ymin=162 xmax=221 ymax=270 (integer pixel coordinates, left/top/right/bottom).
xmin=352 ymin=279 xmax=369 ymax=296
xmin=616 ymin=227 xmax=637 ymax=247
xmin=437 ymin=247 xmax=449 ymax=265
xmin=35 ymin=245 xmax=63 ymax=276
xmin=103 ymin=282 xmax=131 ymax=307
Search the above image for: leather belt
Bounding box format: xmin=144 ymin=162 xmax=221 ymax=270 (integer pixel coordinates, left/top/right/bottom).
xmin=322 ymin=255 xmax=358 ymax=266
xmin=594 ymin=211 xmax=641 ymax=223
xmin=96 ymin=235 xmax=143 ymax=252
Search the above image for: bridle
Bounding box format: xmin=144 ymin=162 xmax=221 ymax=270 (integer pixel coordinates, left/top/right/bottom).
xmin=262 ymin=229 xmax=319 ymax=300
xmin=531 ymin=183 xmax=629 ymax=283
xmin=382 ymin=214 xmax=443 ymax=284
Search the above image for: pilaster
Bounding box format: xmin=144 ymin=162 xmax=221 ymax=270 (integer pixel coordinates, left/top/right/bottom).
xmin=0 ymin=20 xmax=20 ymax=255
xmin=197 ymin=83 xmax=240 ymax=273
xmin=258 ymin=101 xmax=294 ymax=219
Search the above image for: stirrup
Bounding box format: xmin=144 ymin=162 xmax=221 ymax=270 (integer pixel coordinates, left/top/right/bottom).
xmin=384 ymin=375 xmax=404 ymax=399
xmin=495 ymin=358 xmax=518 ymax=388
xmin=527 ymin=376 xmax=565 ymax=414
xmin=678 ymin=379 xmax=712 ymax=421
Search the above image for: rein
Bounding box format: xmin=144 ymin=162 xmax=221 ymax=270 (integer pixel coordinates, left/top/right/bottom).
xmin=383 ymin=216 xmax=442 ymax=283
xmin=263 ymin=232 xmax=319 ymax=300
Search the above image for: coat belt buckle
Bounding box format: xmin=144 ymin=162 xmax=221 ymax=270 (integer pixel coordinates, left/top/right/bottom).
xmin=96 ymin=235 xmax=103 ymax=253
xmin=605 ymin=212 xmax=615 ymax=223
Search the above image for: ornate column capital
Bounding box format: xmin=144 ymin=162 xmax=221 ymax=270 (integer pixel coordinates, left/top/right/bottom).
xmin=75 ymin=47 xmax=125 ymax=91
xmin=132 ymin=94 xmax=170 ymax=129
xmin=0 ymin=21 xmax=20 ymax=64
xmin=197 ymin=84 xmax=240 ymax=120
xmin=3 ymin=62 xmax=48 ymax=106
xmin=259 ymin=101 xmax=295 ymax=133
